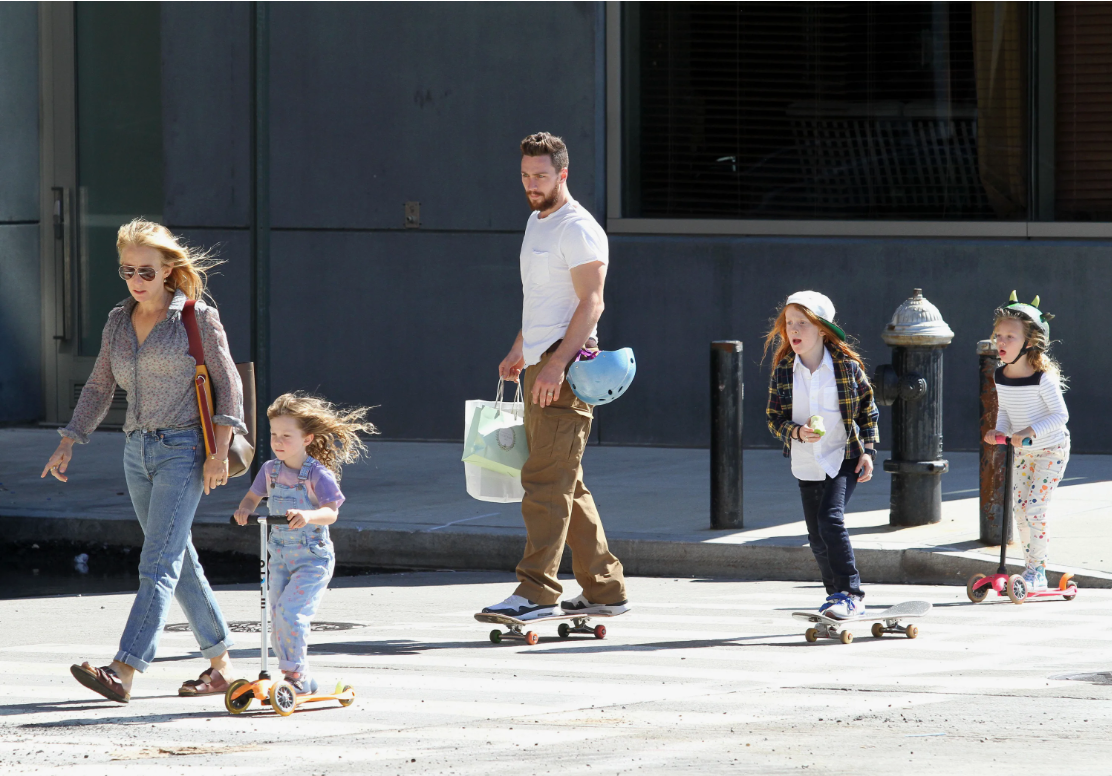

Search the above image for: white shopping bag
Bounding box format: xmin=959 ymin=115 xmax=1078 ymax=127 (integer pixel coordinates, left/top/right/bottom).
xmin=461 ymin=380 xmax=529 ymax=477
xmin=462 ymin=380 xmax=527 ymax=503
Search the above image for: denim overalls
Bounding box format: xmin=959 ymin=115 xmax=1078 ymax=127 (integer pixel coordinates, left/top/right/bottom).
xmin=266 ymin=456 xmax=336 ymax=675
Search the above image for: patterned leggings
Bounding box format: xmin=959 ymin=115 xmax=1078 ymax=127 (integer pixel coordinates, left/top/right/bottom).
xmin=1012 ymin=440 xmax=1070 ymax=569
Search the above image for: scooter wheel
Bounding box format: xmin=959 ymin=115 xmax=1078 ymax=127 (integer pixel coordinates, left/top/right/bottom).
xmin=269 ymin=681 xmax=298 ymax=716
xmin=905 ymin=625 xmax=919 ymax=640
xmin=840 ymin=630 xmax=854 ymax=645
xmin=966 ymin=573 xmax=989 ymax=603
xmin=871 ymin=622 xmax=884 ymax=639
xmin=805 ymin=628 xmax=818 ymax=643
xmin=338 ymin=685 xmax=355 ymax=708
xmin=224 ymin=678 xmax=253 ymax=714
xmin=1006 ymin=574 xmax=1028 ymax=604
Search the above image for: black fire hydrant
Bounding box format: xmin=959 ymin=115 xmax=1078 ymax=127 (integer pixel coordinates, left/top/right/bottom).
xmin=873 ymin=289 xmax=954 ymax=526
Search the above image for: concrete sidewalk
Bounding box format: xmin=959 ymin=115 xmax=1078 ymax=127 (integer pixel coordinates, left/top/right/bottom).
xmin=3 ymin=428 xmax=1111 ymax=586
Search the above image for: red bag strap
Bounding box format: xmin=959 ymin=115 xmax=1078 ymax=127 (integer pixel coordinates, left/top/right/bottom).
xmin=181 ymin=299 xmax=206 ymax=365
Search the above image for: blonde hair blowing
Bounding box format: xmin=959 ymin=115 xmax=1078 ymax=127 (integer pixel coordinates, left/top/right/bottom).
xmin=267 ymin=392 xmax=379 ymax=477
xmin=993 ymin=308 xmax=1068 ymax=389
xmin=116 ymin=218 xmax=222 ymax=302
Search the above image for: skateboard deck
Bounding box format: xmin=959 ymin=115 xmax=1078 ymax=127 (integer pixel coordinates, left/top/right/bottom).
xmin=475 ymin=609 xmax=628 ymax=644
xmin=792 ymin=600 xmax=931 ymax=644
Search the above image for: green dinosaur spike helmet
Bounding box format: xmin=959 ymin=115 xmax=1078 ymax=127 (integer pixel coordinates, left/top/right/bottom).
xmin=1001 ymin=290 xmax=1053 ymax=337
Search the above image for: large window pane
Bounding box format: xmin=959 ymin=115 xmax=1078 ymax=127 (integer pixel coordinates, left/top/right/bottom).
xmin=625 ymin=1 xmax=1029 ymax=221
xmin=75 ymin=2 xmax=163 ymax=355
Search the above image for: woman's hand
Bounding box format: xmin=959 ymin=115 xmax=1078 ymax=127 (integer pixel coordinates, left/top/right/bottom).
xmin=203 ymin=456 xmax=229 ymax=495
xmin=855 ymin=452 xmax=875 ymax=483
xmin=41 ymin=439 xmax=75 ymax=482
xmin=286 ymin=509 xmax=308 ymax=529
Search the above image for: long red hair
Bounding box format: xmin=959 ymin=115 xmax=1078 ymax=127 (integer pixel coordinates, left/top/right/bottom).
xmin=762 ymin=303 xmax=868 ymax=374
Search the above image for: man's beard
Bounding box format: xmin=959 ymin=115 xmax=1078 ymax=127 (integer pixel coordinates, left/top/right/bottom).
xmin=526 ymin=187 xmax=561 ymax=212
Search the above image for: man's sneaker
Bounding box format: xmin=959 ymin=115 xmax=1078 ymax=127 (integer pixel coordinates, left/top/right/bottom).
xmin=1024 ymin=566 xmax=1048 ymax=591
xmin=560 ymin=594 xmax=631 ymax=616
xmin=482 ymin=595 xmax=557 ymax=621
xmin=819 ymin=593 xmax=864 ymax=620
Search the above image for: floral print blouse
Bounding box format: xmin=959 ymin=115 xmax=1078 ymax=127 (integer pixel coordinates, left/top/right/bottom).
xmin=61 ymin=289 xmax=247 ymax=443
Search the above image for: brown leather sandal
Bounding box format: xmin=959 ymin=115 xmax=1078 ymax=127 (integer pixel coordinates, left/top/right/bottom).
xmin=178 ymin=668 xmax=230 ymax=697
xmin=70 ymin=662 xmax=130 ymax=703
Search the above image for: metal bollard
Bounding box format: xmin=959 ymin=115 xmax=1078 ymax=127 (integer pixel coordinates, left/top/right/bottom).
xmin=978 ymin=339 xmax=1006 ymax=543
xmin=710 ymin=341 xmax=743 ymax=529
xmin=874 ymin=289 xmax=954 ymax=526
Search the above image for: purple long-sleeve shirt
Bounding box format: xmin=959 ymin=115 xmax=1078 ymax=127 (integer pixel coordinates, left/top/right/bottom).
xmin=61 ymin=289 xmax=247 ymax=443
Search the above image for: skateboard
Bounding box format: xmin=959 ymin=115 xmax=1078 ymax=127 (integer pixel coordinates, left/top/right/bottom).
xmin=474 ymin=610 xmax=628 ymax=645
xmin=792 ymin=600 xmax=932 ymax=644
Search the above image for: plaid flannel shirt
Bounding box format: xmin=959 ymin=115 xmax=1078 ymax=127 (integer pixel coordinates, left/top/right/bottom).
xmin=765 ymin=350 xmax=880 ymax=459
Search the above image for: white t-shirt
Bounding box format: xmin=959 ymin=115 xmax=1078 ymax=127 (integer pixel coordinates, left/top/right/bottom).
xmin=790 ymin=349 xmax=849 ymax=481
xmin=519 ymin=198 xmax=608 ymax=367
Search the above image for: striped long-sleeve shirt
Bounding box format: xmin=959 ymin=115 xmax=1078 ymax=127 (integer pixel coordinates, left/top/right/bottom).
xmin=994 ymin=368 xmax=1069 ymax=450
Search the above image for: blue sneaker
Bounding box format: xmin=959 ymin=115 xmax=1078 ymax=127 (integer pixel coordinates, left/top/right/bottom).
xmin=286 ymin=675 xmax=318 ymax=696
xmin=819 ymin=593 xmax=864 ymax=620
xmin=1023 ymin=565 xmax=1048 ymax=591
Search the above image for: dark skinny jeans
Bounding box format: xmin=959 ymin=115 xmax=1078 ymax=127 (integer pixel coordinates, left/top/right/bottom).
xmin=797 ymin=456 xmax=864 ymax=598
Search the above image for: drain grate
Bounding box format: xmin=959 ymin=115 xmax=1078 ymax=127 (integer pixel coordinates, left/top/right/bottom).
xmin=165 ymin=621 xmax=364 ymax=633
xmin=1050 ymin=672 xmax=1112 ymax=685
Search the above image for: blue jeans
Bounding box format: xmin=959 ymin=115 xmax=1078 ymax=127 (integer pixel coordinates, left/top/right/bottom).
xmin=797 ymin=457 xmax=864 ymax=598
xmin=117 ymin=428 xmax=233 ymax=672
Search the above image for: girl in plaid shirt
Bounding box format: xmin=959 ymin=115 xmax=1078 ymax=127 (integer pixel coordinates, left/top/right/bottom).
xmin=764 ymin=292 xmax=879 ymax=619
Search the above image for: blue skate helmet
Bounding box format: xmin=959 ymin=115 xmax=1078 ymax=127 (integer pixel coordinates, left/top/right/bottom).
xmin=567 ymin=348 xmax=637 ymax=405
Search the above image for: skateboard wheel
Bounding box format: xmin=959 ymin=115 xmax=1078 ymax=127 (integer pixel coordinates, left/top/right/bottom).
xmin=269 ymin=681 xmax=297 ymax=717
xmin=338 ymin=684 xmax=355 ymax=708
xmin=905 ymin=625 xmax=918 ymax=640
xmin=525 ymin=631 xmax=539 ymax=646
xmin=558 ymin=623 xmax=571 ymax=639
xmin=805 ymin=628 xmax=818 ymax=643
xmin=1006 ymin=574 xmax=1028 ymax=604
xmin=224 ymin=678 xmax=253 ymax=715
xmin=593 ymin=624 xmax=607 ymax=639
xmin=489 ymin=630 xmax=502 ymax=644
xmin=840 ymin=630 xmax=853 ymax=645
xmin=871 ymin=622 xmax=884 ymax=639
xmin=966 ymin=573 xmax=989 ymax=603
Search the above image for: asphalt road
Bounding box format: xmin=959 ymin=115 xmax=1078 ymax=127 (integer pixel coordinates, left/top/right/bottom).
xmin=2 ymin=572 xmax=1111 ymax=775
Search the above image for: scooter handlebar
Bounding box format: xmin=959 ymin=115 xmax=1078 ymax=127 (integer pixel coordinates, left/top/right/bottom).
xmin=229 ymin=513 xmax=267 ymax=525
xmin=993 ymin=433 xmax=1032 ymax=446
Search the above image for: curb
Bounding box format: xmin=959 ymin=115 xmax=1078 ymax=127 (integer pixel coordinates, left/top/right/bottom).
xmin=5 ymin=514 xmax=1110 ymax=590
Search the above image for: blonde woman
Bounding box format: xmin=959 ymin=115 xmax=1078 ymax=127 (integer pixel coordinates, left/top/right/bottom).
xmin=41 ymin=218 xmax=246 ymax=703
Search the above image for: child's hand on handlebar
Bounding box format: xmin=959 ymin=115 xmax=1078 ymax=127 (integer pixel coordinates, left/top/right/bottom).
xmin=286 ymin=509 xmax=308 ymax=529
xmin=983 ymin=429 xmax=999 ymax=445
xmin=233 ymin=507 xmax=252 ymax=526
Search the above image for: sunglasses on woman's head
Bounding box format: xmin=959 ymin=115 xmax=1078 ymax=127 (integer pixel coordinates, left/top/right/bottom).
xmin=118 ymin=265 xmax=159 ymax=282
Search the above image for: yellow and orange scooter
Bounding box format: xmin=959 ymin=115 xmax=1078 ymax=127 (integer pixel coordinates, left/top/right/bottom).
xmin=224 ymin=514 xmax=355 ymax=716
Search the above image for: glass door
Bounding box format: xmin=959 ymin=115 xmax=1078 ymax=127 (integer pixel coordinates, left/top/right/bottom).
xmin=41 ymin=2 xmax=163 ymax=425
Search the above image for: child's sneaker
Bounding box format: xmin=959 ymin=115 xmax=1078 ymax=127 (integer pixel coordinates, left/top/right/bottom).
xmin=482 ymin=595 xmax=557 ymax=621
xmin=1023 ymin=566 xmax=1048 ymax=591
xmin=285 ymin=675 xmax=318 ymax=696
xmin=819 ymin=593 xmax=865 ymax=620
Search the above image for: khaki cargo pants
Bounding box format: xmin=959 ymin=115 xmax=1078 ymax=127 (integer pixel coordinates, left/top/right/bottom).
xmin=514 ymin=350 xmax=627 ymax=606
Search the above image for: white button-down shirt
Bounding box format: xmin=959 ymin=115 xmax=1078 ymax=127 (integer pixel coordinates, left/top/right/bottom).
xmin=791 ymin=349 xmax=849 ymax=481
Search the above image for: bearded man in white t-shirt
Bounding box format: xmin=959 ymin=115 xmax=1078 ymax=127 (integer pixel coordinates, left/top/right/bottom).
xmin=481 ymin=132 xmax=630 ymax=621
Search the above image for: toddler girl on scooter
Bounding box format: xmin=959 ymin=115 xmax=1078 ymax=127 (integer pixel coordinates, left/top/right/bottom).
xmin=985 ymin=292 xmax=1069 ymax=592
xmin=764 ymin=292 xmax=879 ymax=619
xmin=234 ymin=392 xmax=377 ymax=694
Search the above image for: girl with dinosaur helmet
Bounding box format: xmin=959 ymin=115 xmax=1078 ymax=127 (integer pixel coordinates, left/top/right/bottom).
xmin=986 ymin=292 xmax=1070 ymax=591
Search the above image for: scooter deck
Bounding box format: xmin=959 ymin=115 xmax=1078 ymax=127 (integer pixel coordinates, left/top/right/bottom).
xmin=792 ymin=600 xmax=931 ymax=644
xmin=475 ymin=610 xmax=628 ymax=644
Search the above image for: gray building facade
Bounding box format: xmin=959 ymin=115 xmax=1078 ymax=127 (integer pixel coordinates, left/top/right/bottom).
xmin=1 ymin=2 xmax=1108 ymax=454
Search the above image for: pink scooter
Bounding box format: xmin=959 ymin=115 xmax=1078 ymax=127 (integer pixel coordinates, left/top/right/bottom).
xmin=967 ymin=433 xmax=1078 ymax=604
